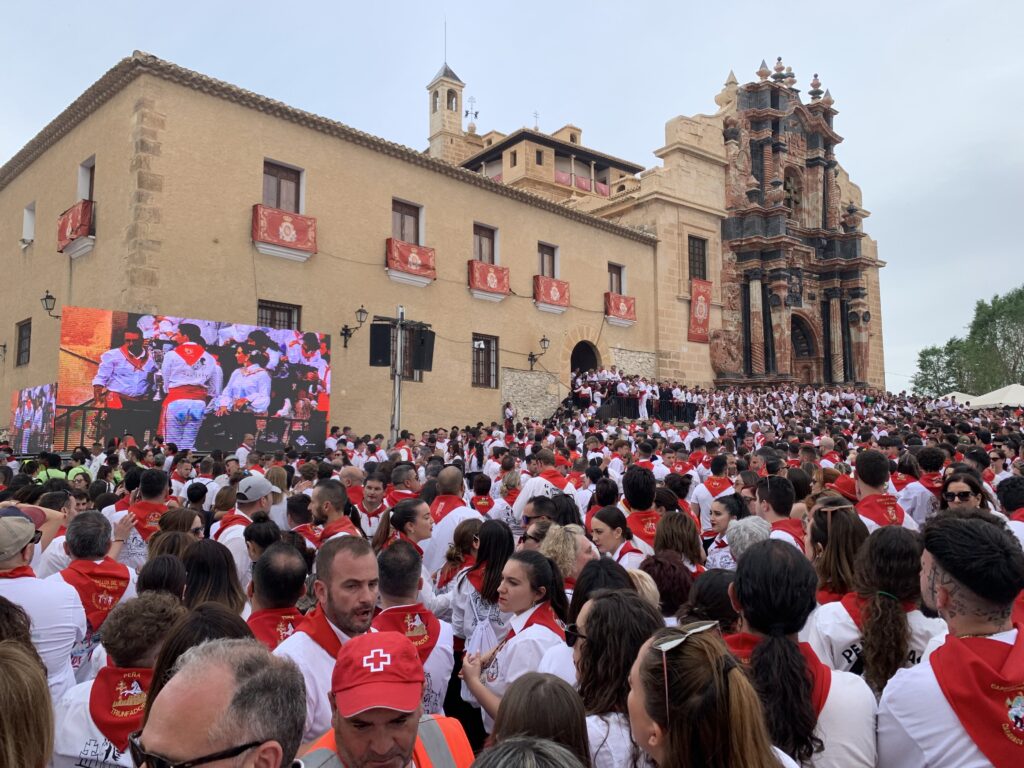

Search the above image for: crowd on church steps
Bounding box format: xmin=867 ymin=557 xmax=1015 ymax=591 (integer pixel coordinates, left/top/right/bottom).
xmin=2 ymin=380 xmax=1024 ymax=768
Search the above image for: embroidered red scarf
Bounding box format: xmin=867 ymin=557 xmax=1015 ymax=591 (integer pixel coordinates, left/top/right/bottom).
xmin=470 ymin=495 xmax=495 ymax=515
xmin=430 ymin=495 xmax=467 ymax=524
xmin=295 ymin=605 xmax=344 ymax=658
xmin=173 ymin=342 xmax=205 ymax=367
xmin=372 ymin=603 xmax=440 ymax=663
xmin=89 ymin=666 xmax=154 ymax=751
xmin=292 ymin=523 xmax=321 ymax=548
xmin=213 ymin=512 xmax=251 ymax=541
xmin=627 ymin=510 xmax=661 ymax=548
xmin=538 ymin=468 xmax=570 ymax=490
xmin=247 ymin=607 xmax=303 ymax=651
xmin=129 ymin=500 xmax=168 ymax=542
xmin=507 ymin=601 xmax=565 ymax=641
xmin=856 ymin=494 xmax=905 ymax=527
xmin=918 ymin=472 xmax=945 ymax=500
xmin=0 ymin=566 xmax=35 ymax=579
xmin=466 ymin=562 xmax=488 ymax=594
xmin=771 ymin=518 xmax=805 ymax=550
xmin=704 ymin=476 xmax=734 ymax=497
xmin=62 ymin=558 xmax=130 ymax=629
xmin=319 ymin=516 xmax=360 ymax=545
xmin=890 ymin=472 xmax=915 ymax=492
xmin=931 ymin=624 xmax=1024 ymax=767
xmin=503 ymin=488 xmax=520 ymax=507
xmin=384 ymin=488 xmax=418 ymax=508
xmin=724 ymin=633 xmax=831 ymax=716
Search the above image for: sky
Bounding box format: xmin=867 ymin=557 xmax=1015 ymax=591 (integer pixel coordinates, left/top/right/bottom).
xmin=3 ymin=1 xmax=1021 ymax=394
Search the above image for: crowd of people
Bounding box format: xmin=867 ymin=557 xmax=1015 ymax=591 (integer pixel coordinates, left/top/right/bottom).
xmin=2 ymin=380 xmax=1024 ymax=768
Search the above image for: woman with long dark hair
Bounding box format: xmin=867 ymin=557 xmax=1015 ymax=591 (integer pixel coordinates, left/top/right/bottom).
xmin=574 ymin=589 xmax=664 ymax=768
xmin=938 ymin=471 xmax=990 ymax=511
xmin=181 ymin=539 xmax=247 ymax=615
xmin=461 ymin=550 xmax=569 ymax=730
xmin=705 ymin=493 xmax=749 ymax=570
xmin=653 ymin=512 xmax=705 ymax=574
xmin=807 ymin=526 xmax=945 ymax=696
xmin=451 ymin=520 xmax=515 ymax=646
xmin=728 ymin=540 xmax=877 ymax=766
xmin=590 ymin=506 xmax=645 ymax=569
xmin=370 ymin=498 xmax=433 ymax=554
xmin=805 ymin=495 xmax=870 ymax=604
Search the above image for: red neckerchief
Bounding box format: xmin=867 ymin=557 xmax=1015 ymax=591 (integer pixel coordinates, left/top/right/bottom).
xmin=358 ymin=500 xmax=386 ymax=520
xmin=384 ymin=488 xmax=418 ymax=508
xmin=89 ymin=666 xmax=154 ymax=751
xmin=170 ymin=470 xmax=189 ymax=485
xmin=855 ymin=494 xmax=905 ymax=527
xmin=635 ymin=460 xmax=655 ymax=470
xmin=538 ymin=468 xmax=570 ymax=490
xmin=470 ymin=495 xmax=494 ymax=515
xmin=822 ymin=451 xmax=841 ymax=464
xmin=437 ymin=555 xmax=475 ymax=591
xmin=503 ymin=488 xmax=520 ymax=507
xmin=983 ymin=468 xmax=996 ymax=484
xmin=292 ymin=523 xmax=321 ymax=548
xmin=670 ymin=460 xmax=691 ymax=476
xmin=173 ymin=342 xmax=205 ymax=367
xmin=213 ymin=512 xmax=251 ymax=541
xmin=891 ymin=472 xmax=915 ymax=492
xmin=119 ymin=345 xmax=149 ymax=371
xmin=466 ymin=562 xmax=488 ymax=593
xmin=372 ymin=603 xmax=440 ymax=663
xmin=247 ymin=607 xmax=303 ymax=651
xmin=129 ymin=500 xmax=168 ymax=542
xmin=114 ymin=495 xmax=132 ymax=512
xmin=564 ymin=576 xmax=576 ymax=591
xmin=61 ymin=558 xmax=130 ymax=629
xmin=318 ymin=516 xmax=359 ymax=545
xmin=627 ymin=510 xmax=661 ymax=547
xmin=566 ymin=471 xmax=585 ymax=488
xmin=1009 ymin=508 xmax=1024 ymax=524
xmin=346 ymin=485 xmax=364 ymax=506
xmin=787 ymin=458 xmax=802 ymax=468
xmin=931 ymin=624 xmax=1024 ymax=767
xmin=615 ymin=540 xmax=644 ymax=563
xmin=840 ymin=593 xmax=917 ymax=630
xmin=396 ymin=532 xmax=423 ymax=555
xmin=704 ymin=476 xmax=733 ymax=497
xmin=771 ymin=518 xmax=805 ymax=550
xmin=430 ymin=494 xmax=467 ymax=524
xmin=0 ymin=566 xmax=36 ymax=579
xmin=816 ymin=587 xmax=846 ymax=605
xmin=919 ymin=472 xmax=945 ymax=499
xmin=295 ymin=606 xmax=344 ymax=658
xmin=506 ymin=601 xmax=565 ymax=641
xmin=725 ymin=633 xmax=831 ymax=716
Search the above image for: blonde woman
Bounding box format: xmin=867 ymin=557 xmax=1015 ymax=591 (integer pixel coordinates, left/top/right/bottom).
xmin=264 ymin=465 xmax=289 ymax=529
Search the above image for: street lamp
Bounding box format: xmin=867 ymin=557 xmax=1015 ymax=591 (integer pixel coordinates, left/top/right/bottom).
xmin=527 ymin=335 xmax=550 ymax=371
xmin=40 ymin=290 xmax=61 ymax=319
xmin=339 ymin=305 xmax=369 ymax=348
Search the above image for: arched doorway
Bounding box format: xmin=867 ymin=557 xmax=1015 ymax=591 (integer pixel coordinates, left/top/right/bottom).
xmin=570 ymin=340 xmax=600 ymax=375
xmin=791 ymin=315 xmax=817 ymax=384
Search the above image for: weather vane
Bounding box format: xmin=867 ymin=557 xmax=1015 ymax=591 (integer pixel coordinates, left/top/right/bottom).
xmin=465 ymin=96 xmax=478 ymax=120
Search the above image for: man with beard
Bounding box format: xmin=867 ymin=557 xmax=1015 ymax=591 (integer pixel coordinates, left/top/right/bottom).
xmin=274 ymin=536 xmax=379 ymax=742
xmin=92 ymin=326 xmax=157 ymax=444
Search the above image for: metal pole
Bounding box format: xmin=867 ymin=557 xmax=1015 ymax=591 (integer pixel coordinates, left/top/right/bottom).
xmin=389 ymin=305 xmax=405 ymax=448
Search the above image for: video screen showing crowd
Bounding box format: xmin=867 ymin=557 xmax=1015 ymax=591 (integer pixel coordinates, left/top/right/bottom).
xmin=63 ymin=308 xmax=330 ymax=453
xmin=9 ymin=384 xmax=56 ymax=455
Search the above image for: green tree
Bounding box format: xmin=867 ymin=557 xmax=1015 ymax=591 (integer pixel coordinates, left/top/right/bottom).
xmin=911 ymin=344 xmax=958 ymax=396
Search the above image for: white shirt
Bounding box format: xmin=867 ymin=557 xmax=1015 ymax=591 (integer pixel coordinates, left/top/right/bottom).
xmin=537 ymin=642 xmax=576 ymax=687
xmin=218 ymin=364 xmax=272 ymax=413
xmin=376 ymin=605 xmax=455 ymax=716
xmin=609 ymin=544 xmax=646 ymax=570
xmin=0 ymin=572 xmax=86 ymax=703
xmin=587 ymin=713 xmax=653 ymax=768
xmin=876 ymin=630 xmax=1017 ymax=767
xmin=511 ymin=473 xmax=581 ymax=522
xmin=811 ymin=668 xmax=878 ymax=767
xmin=213 ymin=511 xmax=254 ymax=592
xmin=92 ymin=346 xmax=156 ymax=398
xmin=36 ymin=534 xmax=72 ymax=578
xmin=52 ymin=677 xmax=134 ymax=767
xmin=897 ymin=481 xmax=939 ymax=525
xmin=422 ymin=503 xmax=480 ymax=576
xmin=105 ymin=510 xmax=151 ymax=573
xmin=690 ymin=481 xmax=735 ymax=532
xmin=450 ymin=569 xmax=512 ymax=642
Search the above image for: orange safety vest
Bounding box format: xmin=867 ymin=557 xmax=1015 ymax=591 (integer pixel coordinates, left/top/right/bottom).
xmin=301 ymin=714 xmax=473 ymax=768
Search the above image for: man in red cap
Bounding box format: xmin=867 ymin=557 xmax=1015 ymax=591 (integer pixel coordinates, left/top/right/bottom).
xmin=302 ymin=632 xmax=472 ymax=768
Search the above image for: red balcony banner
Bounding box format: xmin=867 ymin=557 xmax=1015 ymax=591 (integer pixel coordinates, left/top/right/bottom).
xmin=534 ymin=275 xmax=570 ymax=307
xmin=57 ymin=200 xmax=93 ymax=252
xmin=605 ymin=292 xmax=636 ymax=322
xmin=468 ymin=260 xmax=510 ymax=295
xmin=688 ymin=279 xmax=713 ymax=343
xmin=595 ymin=181 xmax=610 ymax=197
xmin=386 ymin=238 xmax=437 ymax=280
xmin=554 ymin=170 xmax=571 ymax=186
xmin=251 ymin=205 xmax=317 ymax=253
xmin=575 ymin=177 xmax=592 ymax=192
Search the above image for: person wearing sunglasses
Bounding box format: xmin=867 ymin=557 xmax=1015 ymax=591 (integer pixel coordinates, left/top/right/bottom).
xmin=728 ymin=540 xmax=877 ymax=766
xmin=133 ymin=638 xmax=304 ymax=768
xmin=938 ymin=472 xmax=988 ymax=512
xmin=627 ymin=621 xmax=799 ymax=768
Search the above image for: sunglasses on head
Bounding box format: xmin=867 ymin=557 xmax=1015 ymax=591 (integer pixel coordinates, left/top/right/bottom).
xmin=518 ymin=532 xmax=541 ymax=545
xmin=943 ymin=490 xmax=975 ymax=503
xmin=565 ymin=622 xmax=588 ymax=648
xmin=128 ymin=731 xmax=263 ymax=768
xmin=652 ymin=621 xmax=720 ymax=726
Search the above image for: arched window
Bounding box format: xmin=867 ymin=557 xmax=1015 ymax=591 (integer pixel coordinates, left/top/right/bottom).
xmin=447 ymin=89 xmax=457 ymax=111
xmin=432 ymin=90 xmax=439 ymax=114
xmin=569 ymin=133 xmax=578 ymax=144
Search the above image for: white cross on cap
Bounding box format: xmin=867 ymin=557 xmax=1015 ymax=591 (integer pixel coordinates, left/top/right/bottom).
xmin=363 ymin=648 xmax=391 ymax=673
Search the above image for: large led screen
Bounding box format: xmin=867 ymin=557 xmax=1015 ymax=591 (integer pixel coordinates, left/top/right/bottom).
xmin=8 ymin=383 xmax=56 ymax=454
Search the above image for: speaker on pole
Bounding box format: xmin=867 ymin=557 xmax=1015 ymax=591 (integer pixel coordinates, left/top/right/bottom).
xmin=369 ymin=323 xmax=391 ymax=367
xmin=411 ymin=328 xmax=435 ymax=372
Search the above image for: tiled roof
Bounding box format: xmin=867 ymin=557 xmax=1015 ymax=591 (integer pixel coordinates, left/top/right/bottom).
xmin=0 ymin=52 xmax=657 ymax=245
xmin=431 ymin=63 xmax=464 ymax=85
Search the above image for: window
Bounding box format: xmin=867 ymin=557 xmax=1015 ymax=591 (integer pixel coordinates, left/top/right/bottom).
xmin=78 ymin=156 xmax=95 ymax=200
xmin=472 ymin=334 xmax=499 ymax=388
xmin=608 ymin=263 xmax=624 ymax=294
xmin=570 ymin=133 xmax=578 ymax=144
xmin=392 ymin=200 xmax=421 ymax=244
xmin=688 ymin=236 xmax=708 ymax=281
xmin=510 ymin=150 xmax=518 ymax=168
xmin=473 ymin=225 xmax=496 ymax=264
xmin=21 ymin=202 xmax=35 ymax=245
xmin=432 ymin=90 xmax=439 ymax=113
xmin=538 ymin=243 xmax=557 ymax=278
xmin=15 ymin=320 xmax=31 ymax=366
xmin=535 ymin=150 xmax=544 ymax=166
xmin=263 ymin=161 xmax=301 ymax=213
xmin=391 ymin=326 xmax=422 ymax=382
xmin=257 ymin=300 xmax=301 ymax=330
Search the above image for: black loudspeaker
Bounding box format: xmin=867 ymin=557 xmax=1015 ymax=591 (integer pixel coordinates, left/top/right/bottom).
xmin=369 ymin=323 xmax=391 ymax=367
xmin=410 ymin=328 xmax=435 ymax=372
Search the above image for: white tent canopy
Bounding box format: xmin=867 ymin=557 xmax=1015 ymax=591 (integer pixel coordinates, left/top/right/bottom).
xmin=968 ymin=384 xmax=1024 ymax=409
xmin=939 ymin=391 xmax=976 ymax=403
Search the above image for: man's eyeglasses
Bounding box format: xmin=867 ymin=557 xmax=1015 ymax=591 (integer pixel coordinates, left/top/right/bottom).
xmin=943 ymin=490 xmax=975 ymax=503
xmin=652 ymin=620 xmax=719 ymax=726
xmin=565 ymin=623 xmax=588 ymax=648
xmin=128 ymin=731 xmax=263 ymax=768
xmin=30 ymin=530 xmax=42 ymax=545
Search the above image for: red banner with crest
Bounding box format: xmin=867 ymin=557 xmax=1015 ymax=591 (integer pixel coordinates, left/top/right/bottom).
xmin=251 ymin=205 xmax=317 ymax=254
xmin=605 ymin=292 xmax=637 ymax=322
xmin=468 ymin=260 xmax=509 ymax=295
xmin=688 ymin=279 xmax=712 ymax=343
xmin=533 ymin=275 xmax=570 ymax=307
xmin=57 ymin=200 xmax=93 ymax=252
xmin=386 ymin=238 xmax=436 ymax=280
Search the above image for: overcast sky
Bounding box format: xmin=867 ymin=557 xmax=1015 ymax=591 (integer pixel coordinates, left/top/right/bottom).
xmin=4 ymin=1 xmax=1020 ymax=393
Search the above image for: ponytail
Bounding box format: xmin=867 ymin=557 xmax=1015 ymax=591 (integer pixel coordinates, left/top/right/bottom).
xmin=510 ymin=550 xmax=569 ymax=624
xmin=594 ymin=505 xmax=631 ymax=541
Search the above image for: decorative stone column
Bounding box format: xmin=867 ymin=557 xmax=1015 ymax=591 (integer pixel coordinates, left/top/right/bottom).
xmin=848 ymin=287 xmax=870 ymax=385
xmin=769 ymin=278 xmax=792 ymax=377
xmin=748 ymin=269 xmax=765 ymax=375
xmin=825 ymin=287 xmax=845 ymax=383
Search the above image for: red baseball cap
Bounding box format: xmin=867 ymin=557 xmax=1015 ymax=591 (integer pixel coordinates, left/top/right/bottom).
xmin=825 ymin=474 xmax=858 ymax=503
xmin=331 ymin=632 xmax=424 ymax=718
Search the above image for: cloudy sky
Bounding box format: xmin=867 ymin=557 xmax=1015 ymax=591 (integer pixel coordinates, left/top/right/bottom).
xmin=4 ymin=1 xmax=1020 ymax=393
